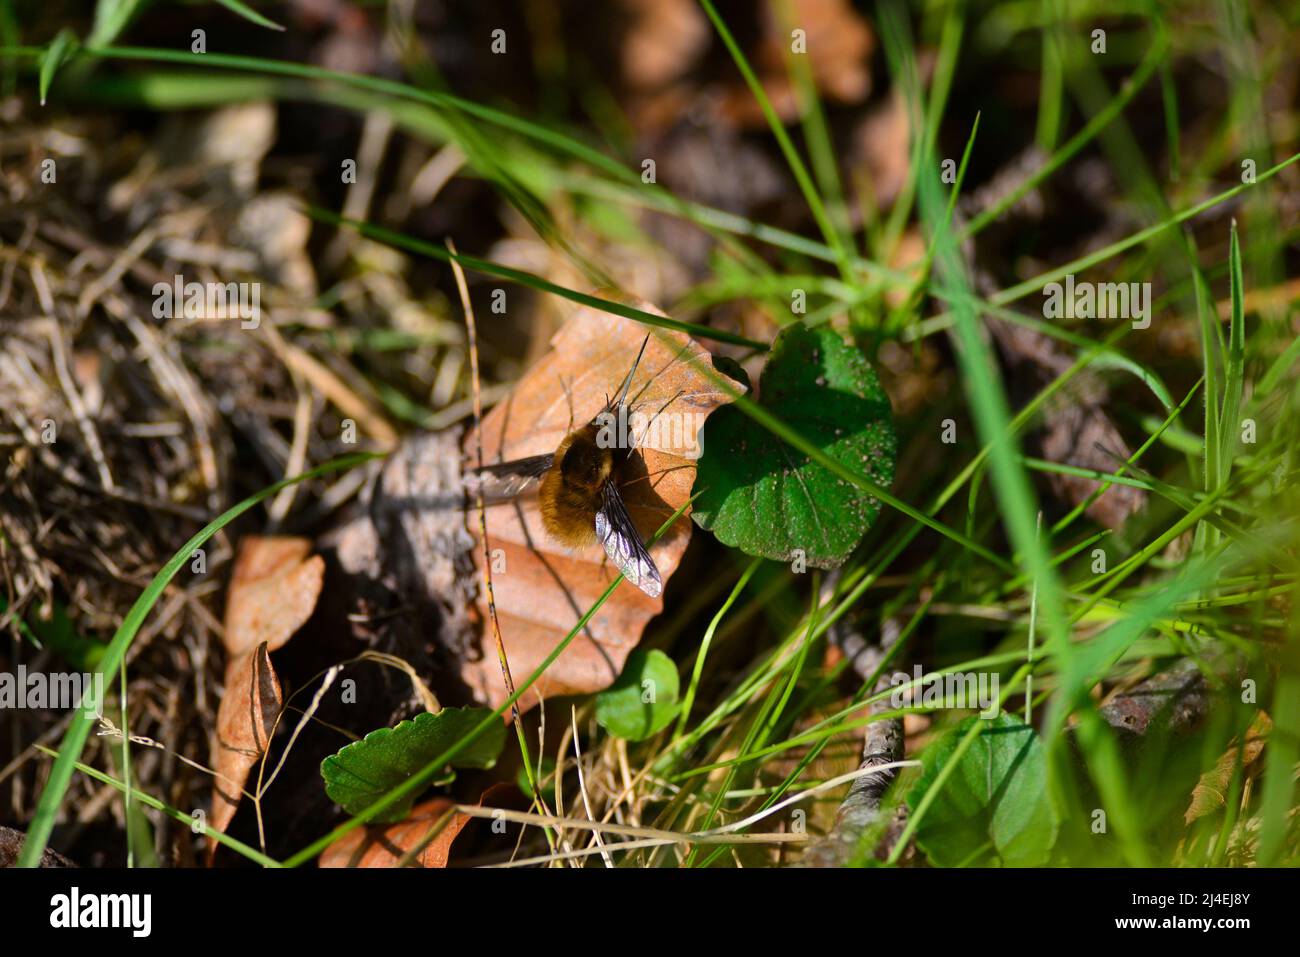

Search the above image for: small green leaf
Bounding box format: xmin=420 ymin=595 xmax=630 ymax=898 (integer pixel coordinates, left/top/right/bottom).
xmin=907 ymin=714 xmax=1059 ymax=867
xmin=26 ymin=602 xmax=106 ymax=671
xmin=321 ymin=707 xmax=506 ymax=823
xmin=691 ymin=322 xmax=896 ymax=567
xmin=595 ymin=649 xmax=680 ymax=741
xmin=39 ymin=29 xmax=78 ymax=106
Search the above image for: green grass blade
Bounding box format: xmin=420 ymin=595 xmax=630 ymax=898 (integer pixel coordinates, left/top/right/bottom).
xmin=212 ymin=0 xmax=285 ymax=31
xmin=774 ymin=0 xmax=852 ymax=260
xmin=0 ymin=44 xmax=634 ymax=182
xmin=89 ymin=0 xmax=146 ymax=47
xmin=1218 ymin=221 xmax=1247 ymax=489
xmin=37 ymin=28 xmax=76 ymax=105
xmin=696 ymin=0 xmax=850 ymax=279
xmin=963 ymin=35 xmax=1166 ymax=238
xmin=309 ymin=207 xmax=768 ymax=351
xmin=1035 ymin=0 xmax=1065 ymax=151
xmin=889 ymin=101 xmax=1070 ymax=654
xmin=37 ymin=747 xmax=282 ymax=867
xmin=987 ymin=150 xmax=1300 ymax=308
xmin=675 ymin=558 xmax=761 ymax=739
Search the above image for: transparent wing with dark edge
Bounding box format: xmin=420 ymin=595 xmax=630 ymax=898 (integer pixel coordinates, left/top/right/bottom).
xmin=594 ymin=481 xmax=662 ymax=598
xmin=469 ymin=453 xmax=554 ymax=501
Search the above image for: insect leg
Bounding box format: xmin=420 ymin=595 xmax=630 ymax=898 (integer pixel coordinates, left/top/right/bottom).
xmin=626 ymin=389 xmax=685 ymax=458
xmin=559 ymin=374 xmax=576 ymax=433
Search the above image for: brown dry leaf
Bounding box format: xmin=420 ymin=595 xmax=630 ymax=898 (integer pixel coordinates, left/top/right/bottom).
xmin=209 ymin=536 xmax=324 ymax=850
xmin=318 ymin=798 xmax=471 ymax=868
xmin=211 ymin=642 xmax=283 ymax=840
xmin=462 ymin=297 xmax=736 ymax=708
xmin=318 ymin=783 xmax=527 ymax=867
xmin=621 ymin=0 xmax=710 ymax=92
xmin=718 ymin=0 xmax=875 ymax=126
xmin=852 ymin=92 xmax=913 ymax=210
xmin=222 ymin=535 xmax=325 ymax=658
xmin=1186 ymin=713 xmax=1271 ymax=825
xmin=782 ymin=0 xmax=875 ymax=102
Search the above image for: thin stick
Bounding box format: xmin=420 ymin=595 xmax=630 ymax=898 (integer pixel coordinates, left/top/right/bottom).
xmin=455 ymin=761 xmax=920 ymax=855
xmin=448 ymin=240 xmax=519 ymax=718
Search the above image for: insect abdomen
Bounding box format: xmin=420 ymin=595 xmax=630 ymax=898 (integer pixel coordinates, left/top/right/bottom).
xmin=538 ymin=427 xmax=610 ymax=547
xmin=539 ymin=470 xmax=601 ymax=547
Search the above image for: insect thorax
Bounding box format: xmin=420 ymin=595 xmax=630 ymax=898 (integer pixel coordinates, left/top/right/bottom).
xmin=559 ymin=426 xmax=613 ymax=491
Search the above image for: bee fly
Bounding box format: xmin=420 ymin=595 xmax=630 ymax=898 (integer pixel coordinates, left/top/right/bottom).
xmin=470 ymin=335 xmax=664 ymax=598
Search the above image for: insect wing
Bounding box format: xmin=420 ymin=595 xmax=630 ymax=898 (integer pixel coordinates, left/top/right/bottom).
xmin=470 ymin=453 xmax=554 ymax=501
xmin=594 ymin=481 xmax=662 ymax=598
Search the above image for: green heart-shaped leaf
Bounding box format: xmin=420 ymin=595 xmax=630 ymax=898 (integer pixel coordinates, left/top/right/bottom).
xmin=321 ymin=707 xmax=505 ymax=822
xmin=691 ymin=323 xmax=896 ymax=568
xmin=907 ymin=713 xmax=1059 ymax=867
xmin=595 ymin=649 xmax=680 ymax=741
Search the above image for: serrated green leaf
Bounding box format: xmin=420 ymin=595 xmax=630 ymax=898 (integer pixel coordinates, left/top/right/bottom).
xmin=38 ymin=28 xmax=78 ymax=106
xmin=907 ymin=714 xmax=1059 ymax=867
xmin=321 ymin=707 xmax=506 ymax=823
xmin=691 ymin=322 xmax=896 ymax=568
xmin=595 ymin=649 xmax=680 ymax=741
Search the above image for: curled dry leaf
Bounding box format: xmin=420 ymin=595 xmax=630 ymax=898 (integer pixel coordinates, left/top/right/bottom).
xmin=462 ymin=297 xmax=737 ymax=708
xmin=210 ymin=536 xmax=324 ymax=850
xmin=212 ymin=642 xmax=282 ymax=838
xmin=1186 ymin=713 xmax=1271 ymax=825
